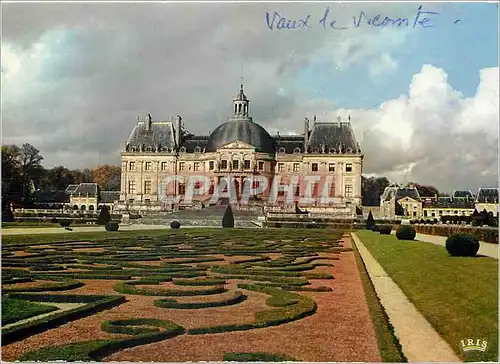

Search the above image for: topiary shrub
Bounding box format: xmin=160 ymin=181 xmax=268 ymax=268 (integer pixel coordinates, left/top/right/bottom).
xmin=105 ymin=221 xmax=119 ymax=231
xmin=170 ymin=220 xmax=181 ymax=229
xmin=96 ymin=206 xmax=111 ymax=225
xmin=59 ymin=219 xmax=73 ymax=228
xmin=222 ymin=204 xmax=234 ymax=228
xmin=372 ymin=224 xmax=380 ymax=232
xmin=366 ymin=211 xmax=375 ymax=230
xmin=395 ymin=225 xmax=416 ymax=240
xmin=379 ymin=225 xmax=392 ymax=235
xmin=445 ymin=233 xmax=480 ymax=257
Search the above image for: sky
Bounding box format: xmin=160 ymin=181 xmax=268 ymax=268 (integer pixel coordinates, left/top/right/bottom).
xmin=2 ymin=0 xmax=499 ymax=193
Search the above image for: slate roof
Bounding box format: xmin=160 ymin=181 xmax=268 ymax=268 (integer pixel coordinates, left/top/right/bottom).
xmin=395 ymin=187 xmax=421 ymax=201
xmin=125 ymin=121 xmax=177 ymax=152
xmin=306 ymin=122 xmax=360 ymax=154
xmin=453 ymin=190 xmax=474 ymax=199
xmin=72 ymin=183 xmax=99 ymax=197
xmin=423 ymin=199 xmax=475 ymax=209
xmin=380 ymin=186 xmax=399 ymax=202
xmin=275 ymin=135 xmax=305 ymax=154
xmin=65 ymin=184 xmax=79 ymax=194
xmin=181 ymin=136 xmax=209 ymax=153
xmin=206 ymin=120 xmax=276 ymax=154
xmin=476 ymin=188 xmax=499 ymax=203
xmin=100 ymin=191 xmax=120 ymax=203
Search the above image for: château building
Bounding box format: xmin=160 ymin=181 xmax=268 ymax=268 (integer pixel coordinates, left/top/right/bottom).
xmin=115 ymin=85 xmax=363 ymax=212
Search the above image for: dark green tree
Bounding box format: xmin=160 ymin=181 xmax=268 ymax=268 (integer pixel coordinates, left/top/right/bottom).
xmin=366 ymin=211 xmax=375 ymax=230
xmin=222 ymin=204 xmax=235 ymax=228
xmin=96 ymin=206 xmax=111 ymax=225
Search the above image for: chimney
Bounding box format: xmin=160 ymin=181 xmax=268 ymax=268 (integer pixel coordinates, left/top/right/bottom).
xmin=175 ymin=115 xmax=182 ymax=147
xmin=304 ymin=118 xmax=310 ymax=154
xmin=146 ymin=113 xmax=152 ymax=131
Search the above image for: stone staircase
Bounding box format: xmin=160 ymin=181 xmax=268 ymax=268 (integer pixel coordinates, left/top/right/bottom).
xmin=131 ymin=205 xmax=263 ymax=228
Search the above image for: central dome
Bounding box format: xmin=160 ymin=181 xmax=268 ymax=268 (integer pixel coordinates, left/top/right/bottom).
xmin=206 ymin=120 xmax=276 ymax=154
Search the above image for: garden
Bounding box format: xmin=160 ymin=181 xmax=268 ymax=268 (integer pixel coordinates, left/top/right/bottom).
xmin=355 ymin=228 xmax=498 ymax=362
xmin=1 ymin=228 xmax=393 ymax=362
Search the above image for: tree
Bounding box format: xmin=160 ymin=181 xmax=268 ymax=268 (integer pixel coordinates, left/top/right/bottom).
xmin=41 ymin=166 xmax=75 ymax=190
xmin=96 ymin=206 xmax=111 ymax=225
xmin=362 ymin=176 xmax=391 ymax=206
xmin=93 ymin=165 xmax=121 ymax=190
xmin=222 ymin=204 xmax=235 ymax=228
xmin=412 ymin=183 xmax=439 ymax=197
xmin=366 ymin=211 xmax=375 ymax=230
xmin=395 ymin=202 xmax=405 ymax=216
xmin=2 ymin=143 xmax=44 ymax=207
xmin=72 ymin=168 xmax=94 ymax=184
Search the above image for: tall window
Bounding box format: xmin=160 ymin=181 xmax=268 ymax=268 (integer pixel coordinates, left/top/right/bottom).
xmin=145 ymin=162 xmax=152 ymax=171
xmin=233 ymin=160 xmax=239 ymax=170
xmin=293 ymin=163 xmax=300 ymax=172
xmin=161 ymin=162 xmax=167 ymax=171
xmin=258 ymin=161 xmax=264 ymax=171
xmin=329 ymin=163 xmax=335 ymax=172
xmin=129 ymin=162 xmax=136 ymax=171
xmin=244 ymin=160 xmax=251 ymax=169
xmin=209 ymin=161 xmax=214 ymax=170
xmin=193 ymin=162 xmax=200 ymax=172
xmin=179 ymin=162 xmax=185 ymax=171
xmin=221 ymin=160 xmax=228 ymax=169
xmin=179 ymin=183 xmax=186 ymax=195
xmin=278 ymin=163 xmax=285 ymax=172
xmin=346 ymin=163 xmax=352 ymax=172
xmin=312 ymin=163 xmax=318 ymax=172
xmin=345 ymin=184 xmax=353 ymax=197
xmin=295 ymin=186 xmax=300 ymax=196
xmin=144 ymin=181 xmax=152 ymax=194
xmin=128 ymin=180 xmax=136 ymax=194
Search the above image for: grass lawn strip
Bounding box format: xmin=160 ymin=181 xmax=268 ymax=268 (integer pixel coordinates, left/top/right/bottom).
xmin=1 ymin=298 xmax=60 ymax=325
xmin=355 ymin=231 xmax=498 ymax=362
xmin=350 ymin=238 xmax=406 ymax=362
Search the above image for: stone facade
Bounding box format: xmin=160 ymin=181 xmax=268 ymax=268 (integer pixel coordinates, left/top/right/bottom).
xmin=380 ymin=185 xmax=499 ymax=219
xmin=117 ymin=85 xmax=363 ymax=212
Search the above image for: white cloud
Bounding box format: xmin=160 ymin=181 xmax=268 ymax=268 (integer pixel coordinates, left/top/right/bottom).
xmin=369 ymin=53 xmax=398 ymax=78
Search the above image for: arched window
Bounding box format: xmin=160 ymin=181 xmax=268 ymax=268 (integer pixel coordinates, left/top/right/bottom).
xmin=238 ymin=104 xmax=242 ymax=113
xmin=89 ymin=205 xmax=95 ymax=211
xmin=234 ymin=104 xmax=237 ymax=114
xmin=180 ymin=146 xmax=186 ymax=153
xmin=293 ymin=147 xmax=301 ymax=154
xmin=194 ymin=146 xmax=201 ymax=153
xmin=73 ymin=205 xmax=79 ymax=210
xmin=81 ymin=205 xmax=86 ymax=211
xmin=279 ymin=147 xmax=286 ymax=154
xmin=329 ymin=148 xmax=336 ymax=154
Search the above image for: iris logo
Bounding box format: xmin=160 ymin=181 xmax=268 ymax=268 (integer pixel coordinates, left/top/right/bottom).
xmin=460 ymin=338 xmax=488 ymax=352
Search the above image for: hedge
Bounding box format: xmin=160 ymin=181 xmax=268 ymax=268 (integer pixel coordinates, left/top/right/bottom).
xmin=154 ymin=291 xmax=246 ymax=309
xmin=187 ymin=284 xmax=316 ymax=335
xmin=223 ymin=352 xmax=297 ymax=362
xmin=19 ymin=319 xmax=184 ymax=361
xmin=113 ymin=281 xmax=227 ymax=296
xmin=410 ymin=224 xmax=498 ymax=244
xmin=2 ymin=293 xmax=126 ymax=344
xmin=2 ymin=279 xmax=84 ymax=293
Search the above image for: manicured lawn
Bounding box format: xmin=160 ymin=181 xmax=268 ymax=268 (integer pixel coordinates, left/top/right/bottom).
xmin=351 ymin=241 xmax=406 ymax=362
xmin=2 ymin=298 xmax=59 ymax=325
xmin=355 ymin=230 xmax=498 ymax=362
